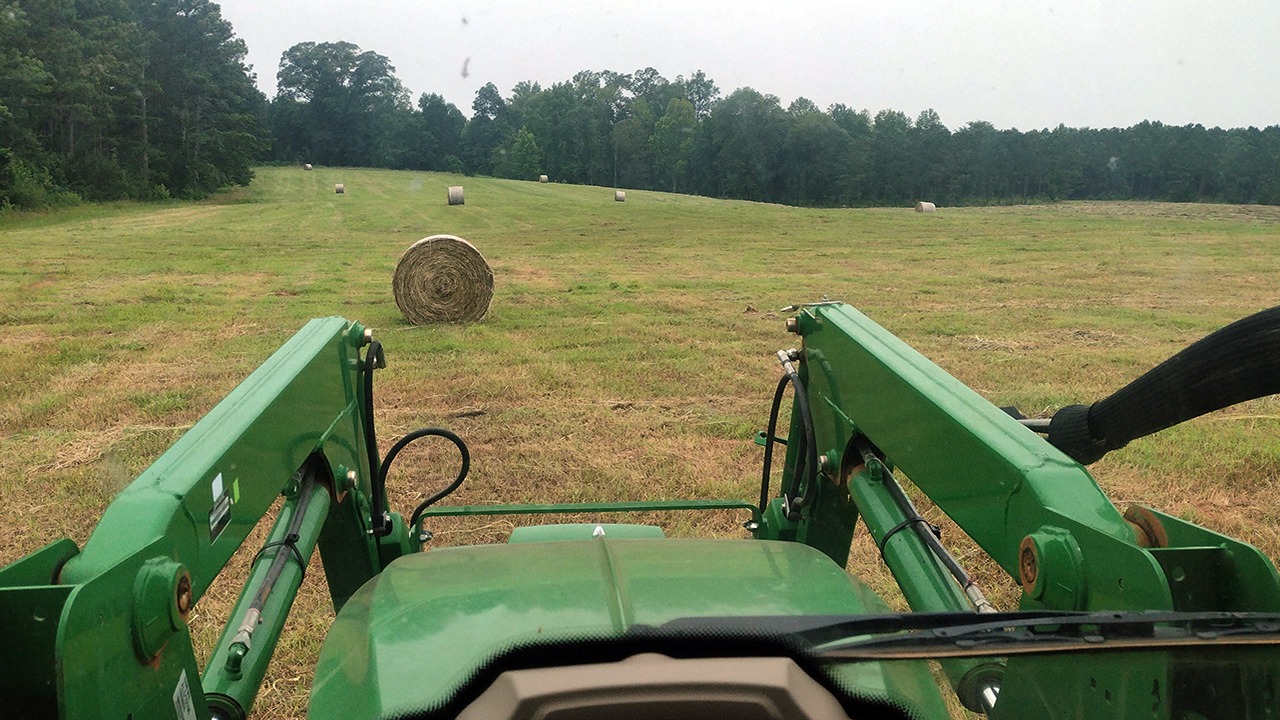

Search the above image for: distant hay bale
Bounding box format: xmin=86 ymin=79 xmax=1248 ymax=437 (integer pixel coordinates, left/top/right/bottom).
xmin=335 ymin=183 xmax=345 ymax=194
xmin=915 ymin=201 xmax=936 ymax=213
xmin=303 ymin=163 xmax=313 ymax=171
xmin=539 ymin=174 xmax=549 ymax=183
xmin=447 ymin=186 xmax=465 ymax=205
xmin=615 ymin=190 xmax=626 ymax=202
xmin=392 ymin=235 xmax=493 ymax=324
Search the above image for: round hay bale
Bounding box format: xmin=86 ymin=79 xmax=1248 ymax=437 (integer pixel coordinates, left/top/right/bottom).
xmin=335 ymin=183 xmax=345 ymax=194
xmin=392 ymin=235 xmax=493 ymax=324
xmin=915 ymin=201 xmax=936 ymax=213
xmin=615 ymin=190 xmax=626 ymax=202
xmin=539 ymin=174 xmax=549 ymax=183
xmin=447 ymin=186 xmax=465 ymax=205
xmin=303 ymin=163 xmax=313 ymax=171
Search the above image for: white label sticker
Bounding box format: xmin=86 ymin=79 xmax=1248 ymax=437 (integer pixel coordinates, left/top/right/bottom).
xmin=209 ymin=472 xmax=232 ymax=543
xmin=173 ymin=669 xmax=198 ymax=720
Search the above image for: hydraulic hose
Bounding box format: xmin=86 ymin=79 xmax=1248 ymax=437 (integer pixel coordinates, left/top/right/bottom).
xmin=361 ymin=340 xmax=390 ymax=535
xmin=384 ymin=428 xmax=470 ymax=531
xmin=855 ymin=438 xmax=994 ymax=614
xmin=775 ymin=350 xmax=818 ymax=519
xmin=758 ymin=374 xmax=790 ymax=513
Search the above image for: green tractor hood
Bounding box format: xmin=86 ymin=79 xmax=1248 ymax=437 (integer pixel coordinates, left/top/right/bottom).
xmin=309 ymin=533 xmax=949 ymax=719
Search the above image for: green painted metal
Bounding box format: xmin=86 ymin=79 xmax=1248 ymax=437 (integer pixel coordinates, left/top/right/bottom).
xmin=0 ymin=318 xmax=395 ymax=720
xmin=4 ymin=308 xmax=1278 ymax=720
xmin=767 ymin=303 xmax=1280 ymax=717
xmin=309 ymin=537 xmax=949 ymax=719
xmin=780 ymin=303 xmax=1280 ymax=615
xmin=508 ymin=523 xmax=666 ymax=542
xmin=0 ymin=539 xmax=78 ymax=719
xmin=420 ymin=498 xmax=760 ymax=519
xmin=419 ymin=499 xmax=760 ymax=546
xmin=203 ymin=478 xmax=332 ymax=719
xmin=842 ymin=461 xmax=999 ymax=711
xmin=57 ymin=318 xmax=390 ymax=602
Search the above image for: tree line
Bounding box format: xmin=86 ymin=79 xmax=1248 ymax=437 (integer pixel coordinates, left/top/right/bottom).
xmin=0 ymin=0 xmax=264 ymax=209
xmin=4 ymin=15 xmax=1279 ymax=211
xmin=266 ymin=43 xmax=1280 ymax=208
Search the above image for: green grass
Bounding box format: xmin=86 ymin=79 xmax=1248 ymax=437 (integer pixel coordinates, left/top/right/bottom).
xmin=3 ymin=168 xmax=1280 ymax=718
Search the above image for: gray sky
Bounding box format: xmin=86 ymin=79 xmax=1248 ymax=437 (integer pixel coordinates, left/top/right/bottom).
xmin=215 ymin=1 xmax=1280 ymax=131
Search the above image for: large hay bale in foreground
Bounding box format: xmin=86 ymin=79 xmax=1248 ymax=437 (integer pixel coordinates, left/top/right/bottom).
xmin=447 ymin=186 xmax=465 ymax=205
xmin=615 ymin=190 xmax=626 ymax=202
xmin=915 ymin=201 xmax=936 ymax=212
xmin=392 ymin=235 xmax=493 ymax=324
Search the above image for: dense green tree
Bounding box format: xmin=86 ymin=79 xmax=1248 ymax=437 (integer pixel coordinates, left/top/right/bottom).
xmin=679 ymin=70 xmax=720 ymax=119
xmin=136 ymin=0 xmax=266 ymax=197
xmin=460 ymin=82 xmax=511 ymax=175
xmin=492 ymin=127 xmax=541 ymax=180
xmin=0 ymin=3 xmax=51 ymax=162
xmin=870 ymin=109 xmax=913 ymax=203
xmin=613 ymin=98 xmax=655 ymax=188
xmin=274 ymin=41 xmax=408 ymax=167
xmin=2 ymin=0 xmax=263 ymax=207
xmin=910 ymin=109 xmax=950 ymax=202
xmin=649 ymin=98 xmax=696 ymax=192
xmin=783 ymin=111 xmax=851 ymax=206
xmin=7 ymin=31 xmax=1280 ymax=211
xmin=417 ymin=93 xmax=465 ymax=171
xmin=520 ymin=81 xmax=580 ymax=181
xmin=828 ymin=104 xmax=873 ymax=203
xmin=629 ymin=67 xmax=683 ymax=118
xmin=695 ymin=88 xmax=788 ymax=200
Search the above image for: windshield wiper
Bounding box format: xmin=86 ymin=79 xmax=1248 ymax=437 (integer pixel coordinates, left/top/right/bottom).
xmin=811 ymin=610 xmax=1280 ymax=660
xmin=658 ymin=610 xmax=1280 ymax=660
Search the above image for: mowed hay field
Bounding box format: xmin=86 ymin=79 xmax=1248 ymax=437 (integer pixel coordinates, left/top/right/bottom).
xmin=2 ymin=166 xmax=1280 ymax=718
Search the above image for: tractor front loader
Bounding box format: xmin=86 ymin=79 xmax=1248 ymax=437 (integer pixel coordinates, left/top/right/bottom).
xmin=3 ymin=304 xmax=1279 ymax=719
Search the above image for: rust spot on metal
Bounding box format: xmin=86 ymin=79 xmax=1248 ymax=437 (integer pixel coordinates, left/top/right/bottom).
xmin=1019 ymin=536 xmax=1039 ymax=595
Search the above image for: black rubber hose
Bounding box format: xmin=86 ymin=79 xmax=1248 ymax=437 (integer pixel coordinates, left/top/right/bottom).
xmin=396 ymin=428 xmax=471 ymax=531
xmin=361 ymin=340 xmax=389 ymax=535
xmin=1049 ymin=305 xmax=1280 ymax=464
xmin=770 ymin=350 xmax=819 ymax=517
xmin=759 ymin=374 xmax=790 ymax=513
xmin=251 ymin=470 xmax=316 ymax=610
xmin=854 ymin=438 xmax=979 ymax=599
xmin=785 ymin=369 xmax=819 ymax=513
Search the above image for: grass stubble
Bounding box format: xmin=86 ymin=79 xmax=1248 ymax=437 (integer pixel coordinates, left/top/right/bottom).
xmin=1 ymin=168 xmax=1278 ymax=718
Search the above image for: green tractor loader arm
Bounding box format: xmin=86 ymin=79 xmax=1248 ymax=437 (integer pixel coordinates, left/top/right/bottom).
xmin=0 ymin=318 xmax=402 ymax=720
xmin=3 ymin=304 xmax=1279 ymax=719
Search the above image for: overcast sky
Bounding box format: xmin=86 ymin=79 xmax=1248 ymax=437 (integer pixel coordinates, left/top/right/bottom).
xmin=215 ymin=1 xmax=1280 ymax=132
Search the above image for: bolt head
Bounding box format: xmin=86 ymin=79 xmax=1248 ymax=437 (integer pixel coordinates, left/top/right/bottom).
xmin=785 ymin=317 xmax=799 ymax=334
